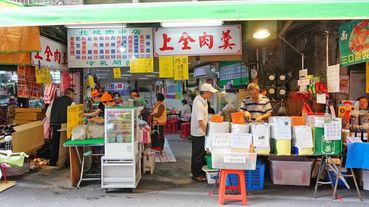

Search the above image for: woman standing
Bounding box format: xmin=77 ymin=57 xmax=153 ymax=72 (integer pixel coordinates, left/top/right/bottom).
xmin=150 ymin=93 xmax=167 ymax=152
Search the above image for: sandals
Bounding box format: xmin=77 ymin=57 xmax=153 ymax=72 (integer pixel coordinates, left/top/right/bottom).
xmin=192 ymin=175 xmax=207 ymax=181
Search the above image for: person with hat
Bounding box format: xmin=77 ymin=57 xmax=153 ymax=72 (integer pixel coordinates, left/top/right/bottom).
xmin=87 ymin=92 xmax=116 ymax=124
xmin=84 ymin=89 xmax=104 ymax=118
xmin=130 ymin=89 xmax=150 ymax=121
xmin=190 ymin=83 xmax=217 ymax=181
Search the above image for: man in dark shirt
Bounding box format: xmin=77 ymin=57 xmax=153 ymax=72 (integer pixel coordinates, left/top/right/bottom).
xmin=49 ymin=88 xmax=76 ymax=166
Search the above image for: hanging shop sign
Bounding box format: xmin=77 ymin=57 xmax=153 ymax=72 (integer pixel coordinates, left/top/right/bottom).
xmin=113 ymin=67 xmax=121 ymax=79
xmin=159 ymin=56 xmax=174 ymax=78
xmin=32 ymin=36 xmax=67 ymax=70
xmin=67 ymin=104 xmax=83 ymax=139
xmin=35 ymin=66 xmax=52 ymax=84
xmin=17 ymin=66 xmax=42 ymax=99
xmin=154 ymin=25 xmax=242 ymax=56
xmin=129 ymin=57 xmax=154 ymax=73
xmin=173 ymin=56 xmax=189 ymax=80
xmin=67 ymin=28 xmax=153 ymax=68
xmin=339 ymin=20 xmax=369 ymax=67
xmin=219 ymin=61 xmax=249 ymax=87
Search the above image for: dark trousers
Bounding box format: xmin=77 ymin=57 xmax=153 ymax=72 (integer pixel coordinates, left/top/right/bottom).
xmin=191 ymin=135 xmax=206 ymax=177
xmin=50 ymin=125 xmax=61 ymax=166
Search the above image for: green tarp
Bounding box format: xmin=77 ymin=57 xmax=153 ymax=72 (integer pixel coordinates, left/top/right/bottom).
xmin=1 ymin=1 xmax=369 ymax=27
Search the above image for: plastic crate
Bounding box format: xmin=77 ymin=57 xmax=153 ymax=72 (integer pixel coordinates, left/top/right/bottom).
xmin=270 ymin=159 xmax=314 ymax=186
xmin=226 ymin=161 xmax=265 ymax=191
xmin=205 ymin=154 xmax=213 ymax=169
xmin=328 ymin=169 xmax=347 ymax=187
xmin=212 ymin=150 xmax=257 ymax=170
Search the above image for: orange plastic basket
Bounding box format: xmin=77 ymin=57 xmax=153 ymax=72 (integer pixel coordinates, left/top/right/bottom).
xmin=291 ymin=116 xmax=305 ymax=126
xmin=231 ymin=112 xmax=246 ymax=124
xmin=211 ymin=115 xmax=224 ymax=122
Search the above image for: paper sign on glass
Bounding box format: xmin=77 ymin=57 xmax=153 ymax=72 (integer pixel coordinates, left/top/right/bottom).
xmin=231 ymin=133 xmax=252 ymax=149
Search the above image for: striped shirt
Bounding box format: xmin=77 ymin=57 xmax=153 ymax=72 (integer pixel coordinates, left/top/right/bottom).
xmin=240 ymin=94 xmax=272 ymax=120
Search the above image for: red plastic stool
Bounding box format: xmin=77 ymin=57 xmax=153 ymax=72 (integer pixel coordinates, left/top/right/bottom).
xmin=180 ymin=122 xmax=190 ymax=139
xmin=167 ymin=119 xmax=178 ymax=133
xmin=218 ymin=169 xmax=247 ymax=206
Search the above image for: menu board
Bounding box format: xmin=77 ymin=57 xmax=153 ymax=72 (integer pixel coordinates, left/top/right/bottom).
xmin=105 ymin=109 xmax=132 ymax=143
xmin=219 ymin=61 xmax=249 ymax=87
xmin=17 ymin=66 xmax=42 ymax=99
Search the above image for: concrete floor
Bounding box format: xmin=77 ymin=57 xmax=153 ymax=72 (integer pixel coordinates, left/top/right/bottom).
xmin=1 ymin=135 xmax=369 ymax=207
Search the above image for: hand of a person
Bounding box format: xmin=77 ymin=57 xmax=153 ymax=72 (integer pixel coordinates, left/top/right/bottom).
xmin=255 ymin=116 xmax=263 ymax=122
xmin=244 ymin=111 xmax=251 ymax=118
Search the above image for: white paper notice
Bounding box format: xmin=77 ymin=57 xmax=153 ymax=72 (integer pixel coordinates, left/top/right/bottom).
xmin=252 ymin=124 xmax=270 ymax=148
xmin=323 ymin=119 xmax=342 ymax=141
xmin=211 ymin=133 xmax=231 ymax=148
xmin=299 ymin=69 xmax=308 ymax=79
xmin=298 ymin=79 xmax=310 ymax=86
xmin=327 ymin=64 xmax=340 ymax=93
xmin=293 ymin=126 xmax=313 ymax=148
xmin=317 ymin=93 xmax=327 ymax=104
xmin=231 ymin=133 xmax=253 ymax=149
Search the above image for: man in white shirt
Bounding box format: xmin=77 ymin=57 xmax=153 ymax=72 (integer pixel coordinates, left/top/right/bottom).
xmin=191 ymin=83 xmax=217 ymax=181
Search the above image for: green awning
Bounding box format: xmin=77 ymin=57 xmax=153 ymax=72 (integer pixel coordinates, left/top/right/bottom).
xmin=1 ymin=1 xmax=369 ymax=27
xmin=0 ymin=0 xmax=23 ymax=7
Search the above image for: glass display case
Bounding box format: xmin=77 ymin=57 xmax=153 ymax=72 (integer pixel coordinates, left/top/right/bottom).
xmin=102 ymin=107 xmax=142 ymax=190
xmin=104 ymin=107 xmax=139 ymax=159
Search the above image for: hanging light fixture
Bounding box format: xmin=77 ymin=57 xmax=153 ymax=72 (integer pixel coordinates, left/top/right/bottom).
xmin=253 ymin=29 xmax=271 ymax=39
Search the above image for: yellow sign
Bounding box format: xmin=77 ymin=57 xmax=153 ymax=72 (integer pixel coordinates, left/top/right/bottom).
xmin=173 ymin=56 xmax=189 ymax=80
xmin=159 ymin=56 xmax=174 ymax=78
xmin=35 ymin=66 xmax=52 ymax=84
xmin=366 ymin=62 xmax=369 ymax=93
xmin=87 ymin=75 xmax=95 ymax=88
xmin=35 ymin=66 xmax=42 ymax=84
xmin=67 ymin=104 xmax=84 ymax=139
xmin=44 ymin=67 xmax=52 ymax=84
xmin=113 ymin=67 xmax=121 ymax=79
xmin=130 ymin=57 xmax=154 ymax=73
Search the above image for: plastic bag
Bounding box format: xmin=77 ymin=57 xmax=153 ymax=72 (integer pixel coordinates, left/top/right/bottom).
xmin=0 ymin=151 xmax=28 ymax=167
xmin=86 ymin=124 xmax=104 ymax=139
xmin=71 ymin=125 xmax=87 ymax=140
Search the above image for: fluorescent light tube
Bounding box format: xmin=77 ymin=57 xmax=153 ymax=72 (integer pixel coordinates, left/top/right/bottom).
xmin=66 ymin=24 xmax=127 ymax=29
xmin=161 ymin=21 xmax=223 ymax=28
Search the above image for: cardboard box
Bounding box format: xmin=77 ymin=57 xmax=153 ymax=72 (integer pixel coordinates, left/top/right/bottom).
xmin=15 ymin=108 xmax=43 ymax=113
xmin=15 ymin=112 xmax=44 ymax=121
xmin=12 ymin=121 xmax=44 ymax=154
xmin=13 ymin=120 xmax=33 ymax=125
